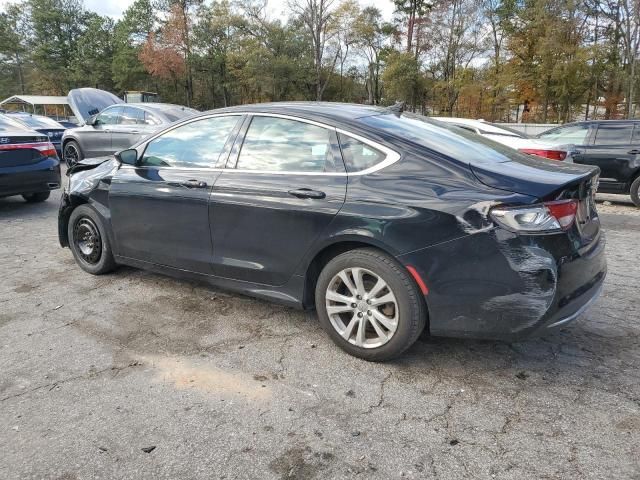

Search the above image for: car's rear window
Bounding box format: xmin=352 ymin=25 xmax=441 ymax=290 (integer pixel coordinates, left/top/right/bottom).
xmin=361 ymin=113 xmax=523 ymax=164
xmin=0 ymin=115 xmax=26 ymax=131
xmin=12 ymin=115 xmax=63 ymax=129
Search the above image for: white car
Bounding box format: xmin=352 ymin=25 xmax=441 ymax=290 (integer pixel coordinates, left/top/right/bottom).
xmin=433 ymin=117 xmax=571 ymax=161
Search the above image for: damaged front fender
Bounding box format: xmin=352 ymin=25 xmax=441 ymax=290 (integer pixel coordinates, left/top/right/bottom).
xmin=58 ymin=157 xmax=120 ymax=248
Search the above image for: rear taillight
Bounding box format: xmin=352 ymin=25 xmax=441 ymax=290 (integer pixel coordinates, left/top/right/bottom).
xmin=490 ymin=199 xmax=578 ymax=233
xmin=34 ymin=142 xmax=58 ymax=158
xmin=544 ymin=200 xmax=578 ymax=229
xmin=0 ymin=141 xmax=57 ymax=158
xmin=519 ymin=148 xmax=567 ymax=161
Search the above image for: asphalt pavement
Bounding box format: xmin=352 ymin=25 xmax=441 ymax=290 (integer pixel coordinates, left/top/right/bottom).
xmin=0 ymin=186 xmax=638 ymax=480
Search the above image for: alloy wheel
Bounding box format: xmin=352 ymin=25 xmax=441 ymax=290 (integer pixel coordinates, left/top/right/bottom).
xmin=73 ymin=217 xmax=102 ymax=265
xmin=325 ymin=267 xmax=399 ymax=349
xmin=64 ymin=143 xmax=79 ymax=167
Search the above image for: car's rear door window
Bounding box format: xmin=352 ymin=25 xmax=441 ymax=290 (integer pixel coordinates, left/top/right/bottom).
xmin=143 ymin=112 xmax=161 ymax=126
xmin=235 ymin=116 xmax=334 ymax=172
xmin=140 ymin=115 xmax=240 ymax=168
xmin=118 ymin=106 xmax=141 ymax=125
xmin=338 ymin=133 xmax=386 ymax=172
xmin=594 ymin=123 xmax=634 ymax=145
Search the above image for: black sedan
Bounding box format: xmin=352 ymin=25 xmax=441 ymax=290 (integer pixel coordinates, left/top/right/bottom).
xmin=0 ymin=114 xmax=61 ymax=203
xmin=58 ymin=103 xmax=606 ymax=360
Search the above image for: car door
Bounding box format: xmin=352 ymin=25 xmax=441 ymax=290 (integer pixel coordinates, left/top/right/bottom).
xmin=573 ymin=123 xmax=637 ymax=191
xmin=81 ymin=105 xmax=122 ymax=157
xmin=209 ymin=114 xmax=347 ymax=286
xmin=108 ymin=114 xmax=244 ymax=272
xmin=110 ymin=106 xmax=147 ymax=152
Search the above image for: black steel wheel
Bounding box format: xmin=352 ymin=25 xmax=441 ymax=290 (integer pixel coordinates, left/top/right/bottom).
xmin=73 ymin=217 xmax=102 ymax=265
xmin=67 ymin=205 xmax=116 ymax=275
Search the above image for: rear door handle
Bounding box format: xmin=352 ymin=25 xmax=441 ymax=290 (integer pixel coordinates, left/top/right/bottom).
xmin=628 ymin=149 xmax=640 ymax=155
xmin=288 ymin=188 xmax=326 ymax=199
xmin=181 ymin=179 xmax=208 ymax=189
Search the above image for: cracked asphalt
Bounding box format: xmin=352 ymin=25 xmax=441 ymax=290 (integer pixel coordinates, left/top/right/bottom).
xmin=1 ymin=184 xmax=639 ymax=480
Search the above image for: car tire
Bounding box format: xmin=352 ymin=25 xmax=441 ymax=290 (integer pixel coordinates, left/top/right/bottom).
xmin=67 ymin=204 xmax=117 ymax=275
xmin=63 ymin=140 xmax=83 ymax=167
xmin=315 ymin=248 xmax=427 ymax=361
xmin=22 ymin=192 xmax=50 ymax=203
xmin=630 ymin=176 xmax=640 ymax=208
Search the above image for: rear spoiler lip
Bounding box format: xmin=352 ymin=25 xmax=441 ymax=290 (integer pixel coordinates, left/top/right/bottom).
xmin=469 ymin=161 xmax=600 ymax=203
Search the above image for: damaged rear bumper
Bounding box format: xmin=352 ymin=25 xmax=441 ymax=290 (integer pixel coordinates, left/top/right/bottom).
xmin=399 ymin=227 xmax=607 ymax=341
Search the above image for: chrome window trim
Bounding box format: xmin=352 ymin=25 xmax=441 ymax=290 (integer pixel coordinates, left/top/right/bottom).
xmin=334 ymin=127 xmax=401 ymax=176
xmin=129 ymin=111 xmax=401 ymax=176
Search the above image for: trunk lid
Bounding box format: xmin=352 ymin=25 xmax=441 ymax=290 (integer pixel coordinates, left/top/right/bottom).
xmin=470 ymin=153 xmax=599 ymax=200
xmin=471 ymin=154 xmax=601 ymax=245
xmin=67 ymin=88 xmax=124 ymax=125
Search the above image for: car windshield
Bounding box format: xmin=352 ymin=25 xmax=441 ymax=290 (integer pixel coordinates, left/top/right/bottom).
xmin=362 ymin=112 xmax=525 ymax=164
xmin=12 ymin=115 xmax=63 ymax=129
xmin=0 ymin=114 xmax=27 ymax=131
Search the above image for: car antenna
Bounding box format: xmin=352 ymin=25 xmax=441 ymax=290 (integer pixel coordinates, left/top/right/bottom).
xmin=386 ymin=101 xmax=405 ymax=115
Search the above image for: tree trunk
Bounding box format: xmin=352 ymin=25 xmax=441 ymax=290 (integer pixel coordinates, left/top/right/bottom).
xmin=15 ymin=53 xmax=25 ymax=95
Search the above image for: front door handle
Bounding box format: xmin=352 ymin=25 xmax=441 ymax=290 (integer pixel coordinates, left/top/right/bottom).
xmin=288 ymin=188 xmax=326 ymax=199
xmin=181 ymin=179 xmax=208 ymax=189
xmin=628 ymin=149 xmax=640 ymax=155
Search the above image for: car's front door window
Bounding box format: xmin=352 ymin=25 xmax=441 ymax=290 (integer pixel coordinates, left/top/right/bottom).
xmin=140 ymin=115 xmax=240 ymax=168
xmin=235 ymin=116 xmax=336 ymax=172
xmin=95 ymin=106 xmax=122 ymax=127
xmin=538 ymin=124 xmax=590 ymax=144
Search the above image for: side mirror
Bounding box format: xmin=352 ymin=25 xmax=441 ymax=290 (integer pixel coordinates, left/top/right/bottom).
xmin=116 ymin=148 xmax=138 ymax=165
xmin=86 ymin=115 xmax=98 ymax=126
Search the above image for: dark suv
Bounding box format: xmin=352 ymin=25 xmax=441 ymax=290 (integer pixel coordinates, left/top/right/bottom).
xmin=537 ymin=120 xmax=640 ymax=207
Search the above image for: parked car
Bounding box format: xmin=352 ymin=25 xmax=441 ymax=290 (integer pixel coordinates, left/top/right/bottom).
xmin=59 ymin=103 xmax=605 ymax=361
xmin=434 ymin=117 xmax=571 ymax=161
xmin=536 ymin=120 xmax=640 ymax=207
xmin=0 ymin=114 xmax=61 ymax=203
xmin=7 ymin=112 xmax=67 ymax=156
xmin=62 ymin=88 xmax=198 ymax=166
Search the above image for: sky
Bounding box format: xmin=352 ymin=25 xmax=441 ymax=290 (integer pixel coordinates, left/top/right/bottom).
xmin=0 ymin=0 xmax=396 ymax=21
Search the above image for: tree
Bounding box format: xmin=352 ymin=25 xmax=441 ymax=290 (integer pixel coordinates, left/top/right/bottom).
xmin=112 ymin=0 xmax=155 ymax=94
xmin=353 ymin=7 xmax=390 ymax=104
xmin=382 ymin=50 xmax=425 ymax=109
xmin=0 ymin=3 xmax=30 ymax=94
xmin=393 ymin=0 xmax=432 ymax=53
xmin=72 ymin=14 xmax=115 ymax=91
xmin=289 ymin=0 xmax=340 ymax=100
xmin=28 ymin=0 xmax=89 ymax=93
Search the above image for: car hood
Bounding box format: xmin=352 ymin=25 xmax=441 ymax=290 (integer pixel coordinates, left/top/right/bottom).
xmin=67 ymin=155 xmax=114 ymax=175
xmin=67 ymin=88 xmax=124 ymax=125
xmin=470 ymin=153 xmax=599 ymax=201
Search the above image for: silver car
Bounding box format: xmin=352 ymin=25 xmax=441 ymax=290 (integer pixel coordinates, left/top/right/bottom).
xmin=61 ymin=88 xmax=197 ymax=165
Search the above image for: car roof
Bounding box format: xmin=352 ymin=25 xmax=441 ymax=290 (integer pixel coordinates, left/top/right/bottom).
xmin=206 ymin=102 xmax=389 ymax=122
